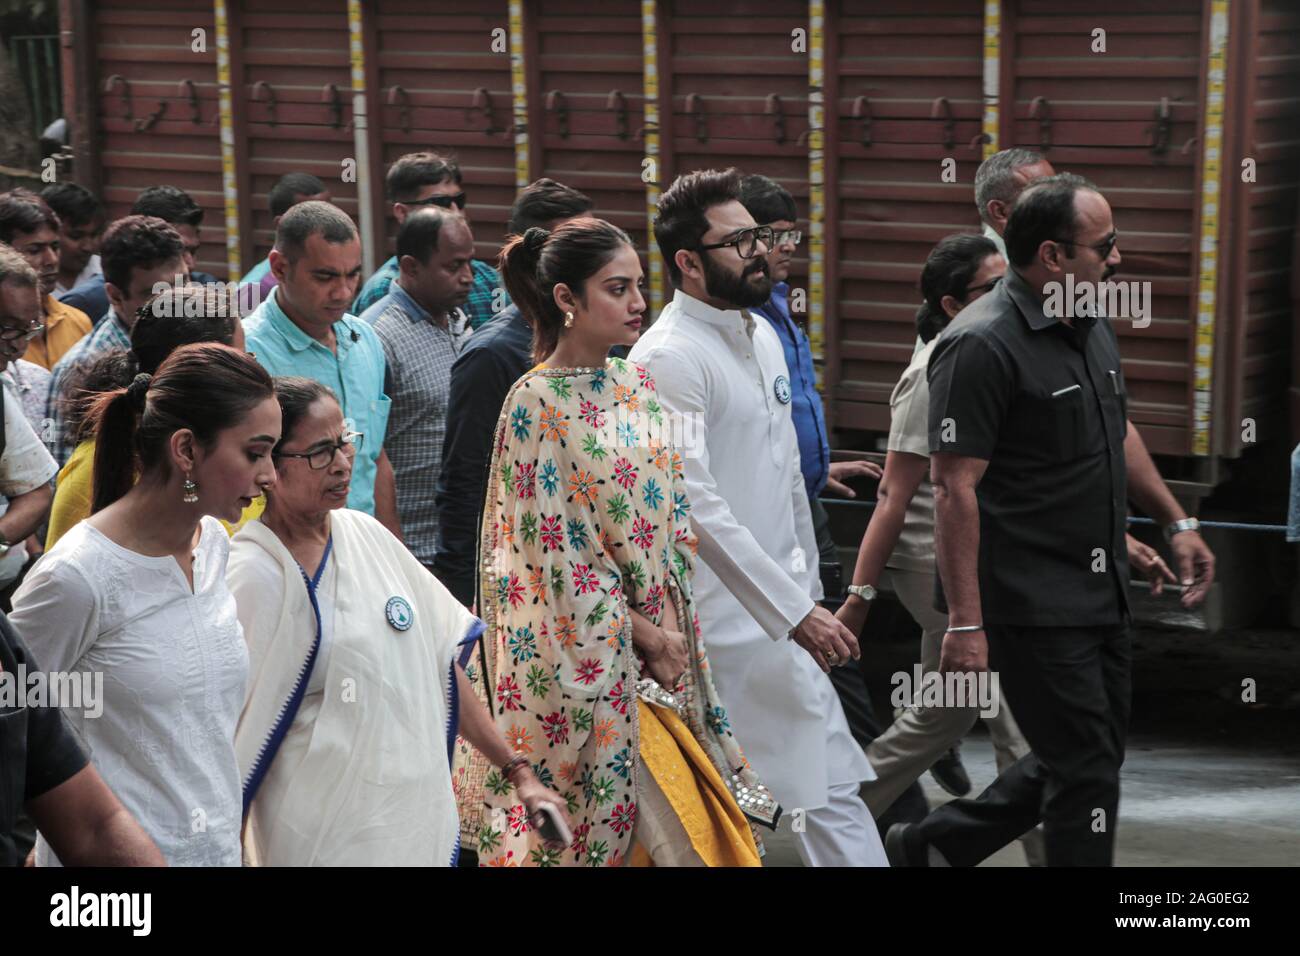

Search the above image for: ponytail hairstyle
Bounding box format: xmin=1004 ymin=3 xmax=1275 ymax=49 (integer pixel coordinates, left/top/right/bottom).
xmin=87 ymin=343 xmax=274 ymax=513
xmin=498 ymin=216 xmax=633 ymax=363
xmin=64 ymin=284 xmax=243 ymax=445
xmin=915 ymin=233 xmax=1001 ymax=344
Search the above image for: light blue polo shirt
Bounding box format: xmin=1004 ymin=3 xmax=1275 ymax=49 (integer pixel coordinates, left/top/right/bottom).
xmin=243 ymin=286 xmax=391 ymax=515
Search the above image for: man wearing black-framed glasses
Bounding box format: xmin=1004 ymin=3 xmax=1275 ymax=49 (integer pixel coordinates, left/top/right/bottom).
xmin=353 ymin=151 xmax=510 ymax=329
xmin=630 ymin=168 xmax=888 ymax=867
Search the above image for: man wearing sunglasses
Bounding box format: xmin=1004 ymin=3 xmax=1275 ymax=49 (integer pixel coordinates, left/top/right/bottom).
xmin=353 ymin=152 xmax=509 ymax=329
xmin=630 ymin=168 xmax=888 ymax=867
xmin=887 ymin=174 xmax=1216 ymax=867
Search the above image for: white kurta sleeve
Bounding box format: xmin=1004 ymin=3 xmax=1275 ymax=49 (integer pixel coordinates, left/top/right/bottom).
xmin=9 ymin=557 xmax=100 ymax=675
xmin=791 ymin=461 xmax=825 ymax=602
xmin=638 ymin=345 xmax=815 ymax=641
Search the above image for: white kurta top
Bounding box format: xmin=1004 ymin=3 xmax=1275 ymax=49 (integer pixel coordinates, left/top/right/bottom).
xmin=10 ymin=516 xmax=248 ymax=866
xmin=630 ymin=289 xmax=874 ymax=811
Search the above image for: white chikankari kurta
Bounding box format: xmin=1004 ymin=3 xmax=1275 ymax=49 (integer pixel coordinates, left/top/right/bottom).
xmin=630 ymin=290 xmax=874 ymax=812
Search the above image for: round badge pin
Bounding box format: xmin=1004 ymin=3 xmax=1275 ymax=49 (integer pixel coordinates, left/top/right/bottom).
xmin=773 ymin=375 xmax=792 ymax=405
xmin=385 ymin=596 xmax=413 ymax=632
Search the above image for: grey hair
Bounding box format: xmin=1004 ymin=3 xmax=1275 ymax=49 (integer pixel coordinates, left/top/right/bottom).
xmin=0 ymin=242 xmax=38 ymax=288
xmin=974 ymin=148 xmax=1047 ymax=225
xmin=274 ymin=200 xmax=358 ymax=261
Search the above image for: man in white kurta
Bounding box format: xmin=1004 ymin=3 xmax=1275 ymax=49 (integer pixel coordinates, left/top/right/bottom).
xmin=630 ymin=171 xmax=887 ymax=866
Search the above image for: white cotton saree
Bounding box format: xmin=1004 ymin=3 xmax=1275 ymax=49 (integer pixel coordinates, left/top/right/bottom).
xmin=230 ymin=508 xmax=482 ymax=866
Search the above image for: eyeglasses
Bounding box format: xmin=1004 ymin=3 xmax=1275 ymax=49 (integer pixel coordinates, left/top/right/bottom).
xmin=698 ymin=225 xmax=775 ymax=260
xmin=0 ymin=319 xmax=45 ymax=343
xmin=962 ymin=276 xmax=1002 ymax=299
xmin=275 ymin=430 xmax=364 ymax=470
xmin=401 ymin=191 xmax=468 ymax=211
xmin=773 ymin=229 xmax=802 ymax=248
xmin=1052 ymin=231 xmax=1118 ymax=259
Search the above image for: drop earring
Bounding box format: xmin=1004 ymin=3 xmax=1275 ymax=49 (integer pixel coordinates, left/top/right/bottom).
xmin=564 ymin=311 xmax=574 ymax=328
xmin=182 ymin=474 xmax=199 ymax=504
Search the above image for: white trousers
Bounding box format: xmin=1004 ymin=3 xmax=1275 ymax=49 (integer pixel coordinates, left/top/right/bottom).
xmin=792 ymin=779 xmax=890 ymax=867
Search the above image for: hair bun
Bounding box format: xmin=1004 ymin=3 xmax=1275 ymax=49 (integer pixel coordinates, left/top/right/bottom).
xmin=522 ymin=226 xmax=550 ymax=255
xmin=127 ymin=372 xmax=152 ymax=409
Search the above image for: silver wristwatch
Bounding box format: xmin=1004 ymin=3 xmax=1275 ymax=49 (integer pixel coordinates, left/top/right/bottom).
xmin=846 ymin=584 xmax=877 ymax=602
xmin=1164 ymin=517 xmax=1200 ymax=542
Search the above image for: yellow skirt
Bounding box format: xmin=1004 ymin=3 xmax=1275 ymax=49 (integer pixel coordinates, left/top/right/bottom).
xmin=627 ymin=700 xmax=761 ymax=867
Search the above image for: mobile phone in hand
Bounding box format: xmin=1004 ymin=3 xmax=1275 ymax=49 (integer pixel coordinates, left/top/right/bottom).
xmin=533 ymin=801 xmax=573 ymax=846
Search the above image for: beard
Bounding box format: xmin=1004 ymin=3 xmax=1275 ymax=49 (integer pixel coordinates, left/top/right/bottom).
xmin=701 ymin=251 xmax=772 ymax=309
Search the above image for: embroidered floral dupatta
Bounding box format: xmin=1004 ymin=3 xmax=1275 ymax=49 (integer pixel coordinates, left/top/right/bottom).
xmin=469 ymin=357 xmax=777 ymax=867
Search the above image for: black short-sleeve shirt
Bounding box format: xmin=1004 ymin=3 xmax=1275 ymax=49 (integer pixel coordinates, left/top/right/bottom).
xmin=927 ymin=268 xmax=1130 ymax=627
xmin=1 ymin=612 xmax=89 ymax=866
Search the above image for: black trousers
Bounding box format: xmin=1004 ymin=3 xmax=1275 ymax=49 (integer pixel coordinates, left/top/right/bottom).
xmin=917 ymin=620 xmax=1131 ymax=866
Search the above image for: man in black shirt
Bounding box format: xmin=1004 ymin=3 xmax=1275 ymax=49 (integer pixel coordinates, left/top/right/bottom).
xmin=887 ymin=174 xmax=1216 ymax=867
xmin=1 ymin=611 xmax=162 ymax=866
xmin=432 ymin=179 xmax=593 ymax=606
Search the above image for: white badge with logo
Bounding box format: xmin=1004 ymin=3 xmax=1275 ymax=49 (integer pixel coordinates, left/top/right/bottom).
xmin=773 ymin=374 xmax=792 ymax=405
xmin=385 ymin=596 xmax=413 ymax=632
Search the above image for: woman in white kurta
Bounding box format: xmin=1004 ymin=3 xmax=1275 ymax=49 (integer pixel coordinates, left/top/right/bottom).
xmin=231 ymin=378 xmax=566 ymax=866
xmin=11 ymin=343 xmax=281 ymax=865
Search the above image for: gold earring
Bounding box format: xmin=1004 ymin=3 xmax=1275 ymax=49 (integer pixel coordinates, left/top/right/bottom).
xmin=182 ymin=474 xmax=199 ymax=504
xmin=564 ymin=311 xmax=574 ymax=328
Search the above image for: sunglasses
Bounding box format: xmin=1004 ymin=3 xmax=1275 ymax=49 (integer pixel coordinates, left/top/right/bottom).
xmin=699 ymin=225 xmax=775 ymax=260
xmin=401 ymin=192 xmax=468 ymax=211
xmin=1052 ymin=231 xmax=1118 ymax=259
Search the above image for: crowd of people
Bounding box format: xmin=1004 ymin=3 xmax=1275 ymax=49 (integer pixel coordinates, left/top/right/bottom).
xmin=0 ymin=145 xmax=1217 ymax=868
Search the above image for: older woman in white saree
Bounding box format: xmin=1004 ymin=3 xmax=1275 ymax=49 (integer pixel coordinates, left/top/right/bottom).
xmin=231 ymin=377 xmax=567 ymax=866
xmin=465 ymin=219 xmax=778 ymax=867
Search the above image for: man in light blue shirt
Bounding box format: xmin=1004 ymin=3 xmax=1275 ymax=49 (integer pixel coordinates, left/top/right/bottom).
xmin=243 ymin=201 xmax=400 ymax=535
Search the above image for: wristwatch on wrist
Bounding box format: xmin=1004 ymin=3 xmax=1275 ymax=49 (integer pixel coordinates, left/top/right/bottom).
xmin=846 ymin=584 xmax=877 ymax=602
xmin=0 ymin=532 xmax=10 ymax=559
xmin=1164 ymin=517 xmax=1200 ymax=542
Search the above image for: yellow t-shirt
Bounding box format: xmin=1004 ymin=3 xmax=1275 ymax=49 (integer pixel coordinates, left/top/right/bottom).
xmin=24 ymin=296 xmax=93 ymax=371
xmin=46 ymin=438 xmax=266 ymax=550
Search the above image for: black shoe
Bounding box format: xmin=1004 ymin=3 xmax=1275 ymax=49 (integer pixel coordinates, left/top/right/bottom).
xmin=884 ymin=823 xmax=929 ymax=867
xmin=929 ymin=745 xmax=972 ymax=797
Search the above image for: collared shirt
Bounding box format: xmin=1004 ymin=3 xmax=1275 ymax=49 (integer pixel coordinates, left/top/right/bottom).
xmin=927 ymin=267 xmax=1130 ymax=626
xmin=364 ymin=281 xmax=471 ymax=565
xmin=353 ymin=256 xmax=510 ymax=330
xmin=884 ymin=336 xmax=938 ymax=573
xmin=432 ymin=303 xmax=532 ymax=605
xmin=52 ymin=254 xmax=101 ymax=298
xmin=753 ymin=281 xmax=831 ymax=498
xmin=46 ymin=310 xmax=131 ymax=465
xmin=24 ymin=295 xmax=93 ymax=372
xmin=243 ymin=287 xmax=390 ymax=516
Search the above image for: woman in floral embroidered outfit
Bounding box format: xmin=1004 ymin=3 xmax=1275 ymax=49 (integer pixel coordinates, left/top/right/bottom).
xmin=473 ymin=218 xmax=777 ymax=867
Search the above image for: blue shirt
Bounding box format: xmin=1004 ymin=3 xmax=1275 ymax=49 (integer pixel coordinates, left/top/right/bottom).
xmin=243 ymin=287 xmax=390 ymax=515
xmin=753 ymin=281 xmax=831 ymax=498
xmin=46 ymin=310 xmax=132 ymax=465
